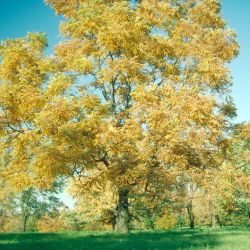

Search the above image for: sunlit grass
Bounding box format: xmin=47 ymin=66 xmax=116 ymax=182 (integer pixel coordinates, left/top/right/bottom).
xmin=0 ymin=227 xmax=249 ymax=250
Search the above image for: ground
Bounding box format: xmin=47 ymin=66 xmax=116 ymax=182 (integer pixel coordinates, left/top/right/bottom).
xmin=0 ymin=227 xmax=249 ymax=250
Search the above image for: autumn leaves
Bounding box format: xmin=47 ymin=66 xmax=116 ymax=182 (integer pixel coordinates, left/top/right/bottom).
xmin=0 ymin=0 xmax=245 ymax=232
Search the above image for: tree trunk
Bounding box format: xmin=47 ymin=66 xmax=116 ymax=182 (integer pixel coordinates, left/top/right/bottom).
xmin=111 ymin=216 xmax=116 ymax=231
xmin=211 ymin=214 xmax=217 ymax=228
xmin=187 ymin=203 xmax=195 ymax=229
xmin=212 ymin=214 xmax=222 ymax=228
xmin=215 ymin=214 xmax=223 ymax=228
xmin=145 ymin=217 xmax=155 ymax=230
xmin=22 ymin=214 xmax=29 ymax=232
xmin=114 ymin=189 xmax=129 ymax=233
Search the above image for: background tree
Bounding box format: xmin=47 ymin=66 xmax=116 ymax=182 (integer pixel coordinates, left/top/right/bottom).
xmin=221 ymin=123 xmax=250 ymax=225
xmin=19 ymin=186 xmax=63 ymax=232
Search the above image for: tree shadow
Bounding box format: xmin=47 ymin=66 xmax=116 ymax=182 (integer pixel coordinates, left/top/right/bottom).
xmin=0 ymin=229 xmax=225 ymax=250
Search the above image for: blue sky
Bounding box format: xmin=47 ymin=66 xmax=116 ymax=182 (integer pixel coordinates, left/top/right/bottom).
xmin=0 ymin=0 xmax=249 ymax=123
xmin=0 ymin=0 xmax=61 ymax=53
xmin=221 ymin=0 xmax=250 ymax=123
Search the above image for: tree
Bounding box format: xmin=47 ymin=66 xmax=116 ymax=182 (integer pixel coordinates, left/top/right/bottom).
xmin=223 ymin=123 xmax=250 ymax=224
xmin=0 ymin=0 xmax=239 ymax=233
xmin=19 ymin=186 xmax=63 ymax=232
xmin=0 ymin=191 xmax=18 ymax=232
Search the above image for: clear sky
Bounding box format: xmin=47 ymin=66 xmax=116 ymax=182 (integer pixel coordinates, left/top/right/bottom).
xmin=0 ymin=0 xmax=249 ymax=206
xmin=221 ymin=0 xmax=250 ymax=123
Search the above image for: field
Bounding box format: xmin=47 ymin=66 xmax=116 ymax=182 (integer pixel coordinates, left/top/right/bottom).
xmin=0 ymin=228 xmax=249 ymax=250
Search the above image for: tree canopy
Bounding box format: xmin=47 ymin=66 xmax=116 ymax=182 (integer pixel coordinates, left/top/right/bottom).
xmin=0 ymin=0 xmax=244 ymax=233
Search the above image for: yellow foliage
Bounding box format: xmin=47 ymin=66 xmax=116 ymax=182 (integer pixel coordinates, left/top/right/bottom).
xmin=0 ymin=0 xmax=242 ymax=231
xmin=155 ymin=213 xmax=177 ymax=230
xmin=0 ymin=216 xmax=20 ymax=232
xmin=37 ymin=215 xmax=65 ymax=232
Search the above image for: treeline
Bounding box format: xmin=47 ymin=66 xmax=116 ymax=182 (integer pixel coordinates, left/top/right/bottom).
xmin=0 ymin=186 xmax=249 ymax=233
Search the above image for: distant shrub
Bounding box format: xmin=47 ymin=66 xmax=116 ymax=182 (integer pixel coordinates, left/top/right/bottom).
xmin=221 ymin=213 xmax=250 ymax=226
xmin=0 ymin=215 xmax=20 ymax=232
xmin=155 ymin=213 xmax=177 ymax=230
xmin=37 ymin=215 xmax=66 ymax=232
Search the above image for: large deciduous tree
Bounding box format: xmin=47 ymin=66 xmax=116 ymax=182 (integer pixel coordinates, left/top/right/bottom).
xmin=0 ymin=0 xmax=239 ymax=232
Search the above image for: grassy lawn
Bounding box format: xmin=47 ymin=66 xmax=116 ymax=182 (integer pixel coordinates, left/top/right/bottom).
xmin=0 ymin=228 xmax=249 ymax=250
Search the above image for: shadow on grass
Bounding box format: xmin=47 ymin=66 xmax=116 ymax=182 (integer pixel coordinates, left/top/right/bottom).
xmin=0 ymin=228 xmax=234 ymax=250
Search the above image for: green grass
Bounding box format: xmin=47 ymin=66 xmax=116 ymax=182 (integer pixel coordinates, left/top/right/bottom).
xmin=0 ymin=227 xmax=249 ymax=250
